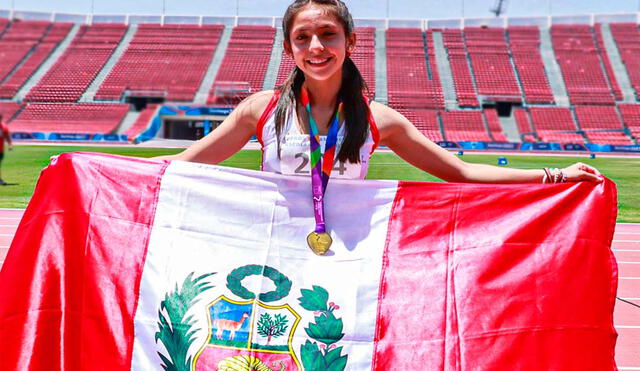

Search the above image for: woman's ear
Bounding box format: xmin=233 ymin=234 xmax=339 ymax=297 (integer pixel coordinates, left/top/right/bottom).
xmin=283 ymin=40 xmax=293 ymax=58
xmin=347 ymin=33 xmax=356 ymax=51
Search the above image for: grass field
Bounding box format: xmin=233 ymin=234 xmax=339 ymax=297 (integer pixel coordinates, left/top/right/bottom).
xmin=1 ymin=144 xmax=639 ymax=222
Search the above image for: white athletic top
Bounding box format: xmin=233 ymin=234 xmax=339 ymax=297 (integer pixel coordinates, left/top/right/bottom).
xmin=256 ymin=95 xmax=379 ymax=179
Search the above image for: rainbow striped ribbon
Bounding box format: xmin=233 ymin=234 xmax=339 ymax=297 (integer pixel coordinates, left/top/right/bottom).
xmin=300 ymin=87 xmax=342 ymax=233
xmin=300 ymin=88 xmax=342 ymax=192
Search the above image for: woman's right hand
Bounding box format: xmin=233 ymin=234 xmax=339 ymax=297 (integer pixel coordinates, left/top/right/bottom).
xmin=562 ymin=162 xmax=603 ymax=183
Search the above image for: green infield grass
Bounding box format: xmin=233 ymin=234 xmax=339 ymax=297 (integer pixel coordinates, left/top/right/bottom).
xmin=1 ymin=145 xmax=638 ymax=222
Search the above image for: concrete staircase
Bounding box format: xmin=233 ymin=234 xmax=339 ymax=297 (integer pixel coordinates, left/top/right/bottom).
xmin=263 ymin=28 xmax=284 ymax=91
xmin=194 ymin=25 xmax=233 ymax=105
xmin=539 ymin=27 xmax=570 ymax=107
xmin=432 ymin=31 xmax=458 ymax=110
xmin=116 ymin=110 xmax=140 ymax=134
xmin=600 ymin=23 xmax=635 ymax=102
xmin=80 ymin=24 xmax=137 ymax=102
xmin=374 ymin=28 xmax=387 ymax=104
xmin=15 ymin=24 xmax=81 ymax=101
xmin=499 ymin=113 xmax=521 ymax=142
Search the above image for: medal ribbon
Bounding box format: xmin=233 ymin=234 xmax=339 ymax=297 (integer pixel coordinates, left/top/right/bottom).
xmin=300 ymin=87 xmax=342 ymax=234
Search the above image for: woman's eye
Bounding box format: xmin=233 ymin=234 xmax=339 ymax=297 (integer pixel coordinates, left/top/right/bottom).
xmin=295 ymin=34 xmax=307 ymax=40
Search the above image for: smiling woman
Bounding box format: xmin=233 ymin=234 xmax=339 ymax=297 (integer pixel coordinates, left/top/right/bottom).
xmin=158 ymin=0 xmax=601 ymax=185
xmin=155 ymin=0 xmax=602 ymax=253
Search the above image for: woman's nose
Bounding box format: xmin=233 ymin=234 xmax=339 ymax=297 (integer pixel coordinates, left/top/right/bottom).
xmin=309 ymin=34 xmax=325 ymax=52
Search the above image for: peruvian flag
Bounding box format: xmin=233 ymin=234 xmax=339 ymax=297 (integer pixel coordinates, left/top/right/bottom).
xmin=0 ymin=153 xmax=618 ymax=370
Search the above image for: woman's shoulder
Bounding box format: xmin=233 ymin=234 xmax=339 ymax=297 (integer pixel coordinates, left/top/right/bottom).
xmin=368 ymin=101 xmax=406 ymax=127
xmin=236 ymin=89 xmax=279 ymax=121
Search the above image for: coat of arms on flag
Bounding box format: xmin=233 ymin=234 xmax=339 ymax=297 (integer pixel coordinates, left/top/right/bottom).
xmin=0 ymin=153 xmax=619 ymax=370
xmin=155 ymin=266 xmax=348 ymax=371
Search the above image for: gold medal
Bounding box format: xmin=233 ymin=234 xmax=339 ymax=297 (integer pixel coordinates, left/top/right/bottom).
xmin=307 ymin=231 xmax=333 ymax=255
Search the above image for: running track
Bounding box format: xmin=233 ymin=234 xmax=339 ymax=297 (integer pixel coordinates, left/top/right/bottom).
xmin=0 ymin=208 xmax=638 ymax=368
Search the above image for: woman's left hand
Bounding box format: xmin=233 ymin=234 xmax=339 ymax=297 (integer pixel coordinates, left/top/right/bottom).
xmin=562 ymin=162 xmax=603 ymax=182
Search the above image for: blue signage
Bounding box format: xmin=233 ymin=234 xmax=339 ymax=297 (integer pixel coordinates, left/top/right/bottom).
xmin=610 ymin=145 xmax=640 ymax=153
xmin=486 ymin=142 xmax=520 ymax=150
xmin=437 ymin=141 xmax=460 ymax=149
xmin=563 ymin=143 xmax=587 ymax=151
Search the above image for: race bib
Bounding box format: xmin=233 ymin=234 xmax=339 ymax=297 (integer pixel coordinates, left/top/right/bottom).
xmin=279 ymin=134 xmax=368 ymax=179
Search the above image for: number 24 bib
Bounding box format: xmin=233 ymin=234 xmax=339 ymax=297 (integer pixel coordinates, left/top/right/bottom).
xmin=279 ymin=134 xmax=369 ymax=179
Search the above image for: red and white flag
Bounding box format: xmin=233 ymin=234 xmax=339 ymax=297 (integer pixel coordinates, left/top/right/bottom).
xmin=0 ymin=152 xmax=618 ymax=370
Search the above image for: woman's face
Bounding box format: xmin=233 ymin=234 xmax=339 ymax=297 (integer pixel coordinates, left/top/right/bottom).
xmin=284 ymin=4 xmax=355 ymax=83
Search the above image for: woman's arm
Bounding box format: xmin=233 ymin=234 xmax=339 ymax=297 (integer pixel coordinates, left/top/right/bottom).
xmin=155 ymin=90 xmax=275 ymax=164
xmin=372 ymin=102 xmax=601 ymax=184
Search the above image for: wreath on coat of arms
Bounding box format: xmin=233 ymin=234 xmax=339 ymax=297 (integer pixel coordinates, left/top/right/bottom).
xmin=155 ymin=265 xmax=348 ymax=371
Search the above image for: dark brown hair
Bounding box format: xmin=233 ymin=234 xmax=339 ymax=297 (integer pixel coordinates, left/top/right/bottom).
xmin=276 ymin=0 xmax=369 ymax=163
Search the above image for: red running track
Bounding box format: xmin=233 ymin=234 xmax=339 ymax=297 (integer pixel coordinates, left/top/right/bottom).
xmin=0 ymin=208 xmax=638 ymax=369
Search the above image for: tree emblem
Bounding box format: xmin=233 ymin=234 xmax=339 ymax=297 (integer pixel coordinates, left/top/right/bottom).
xmin=257 ymin=313 xmax=290 ymax=344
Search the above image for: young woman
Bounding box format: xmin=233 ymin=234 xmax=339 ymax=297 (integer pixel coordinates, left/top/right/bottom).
xmin=159 ymin=0 xmax=601 ymax=185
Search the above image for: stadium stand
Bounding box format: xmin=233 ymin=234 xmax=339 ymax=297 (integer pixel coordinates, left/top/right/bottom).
xmin=0 ymin=17 xmax=9 ymax=33
xmin=550 ymin=25 xmax=615 ymax=105
xmin=96 ymin=24 xmax=223 ymax=102
xmin=352 ymin=27 xmax=376 ymax=98
xmin=508 ymin=26 xmax=555 ymax=104
xmin=0 ymin=13 xmax=637 ymax=148
xmin=464 ymin=27 xmax=521 ymax=102
xmin=0 ymin=102 xmax=23 ymax=122
xmin=0 ymin=20 xmax=50 ymax=84
xmin=424 ymin=30 xmax=445 ymax=107
xmin=10 ymin=103 xmax=129 ymax=134
xmin=386 ymin=27 xmax=443 ymax=110
xmin=0 ymin=22 xmax=73 ymax=99
xmin=207 ymin=25 xmax=276 ymax=105
xmin=619 ymin=103 xmax=640 ymax=140
xmin=529 ymin=106 xmax=585 ymax=143
xmin=513 ymin=108 xmax=537 ymax=142
xmin=441 ymin=29 xmax=479 ymax=107
xmin=594 ymin=23 xmax=623 ymax=101
xmin=440 ymin=110 xmax=492 ymax=142
xmin=275 ymin=48 xmax=297 ymax=87
xmin=609 ymin=23 xmax=640 ymax=100
xmin=25 ymin=23 xmax=127 ymax=102
xmin=397 ymin=108 xmax=442 ymax=142
xmin=573 ymin=105 xmax=633 ymax=145
xmin=483 ymin=108 xmax=508 ymax=141
xmin=123 ymin=104 xmax=159 ymax=141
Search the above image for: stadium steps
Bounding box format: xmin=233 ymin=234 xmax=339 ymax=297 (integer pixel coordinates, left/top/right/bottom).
xmin=262 ymin=28 xmax=284 ymax=91
xmin=498 ymin=112 xmax=521 ymax=142
xmin=600 ymin=23 xmax=635 ymax=102
xmin=15 ymin=23 xmax=81 ymax=102
xmin=539 ymin=27 xmax=570 ymax=107
xmin=374 ymin=28 xmax=388 ymax=104
xmin=116 ymin=110 xmax=140 ymax=134
xmin=431 ymin=31 xmax=458 ymax=110
xmin=80 ymin=24 xmax=138 ymax=103
xmin=194 ymin=25 xmax=233 ymax=105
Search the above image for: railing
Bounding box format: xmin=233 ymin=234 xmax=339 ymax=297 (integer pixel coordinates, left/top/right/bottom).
xmin=2 ymin=9 xmax=639 ymax=28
